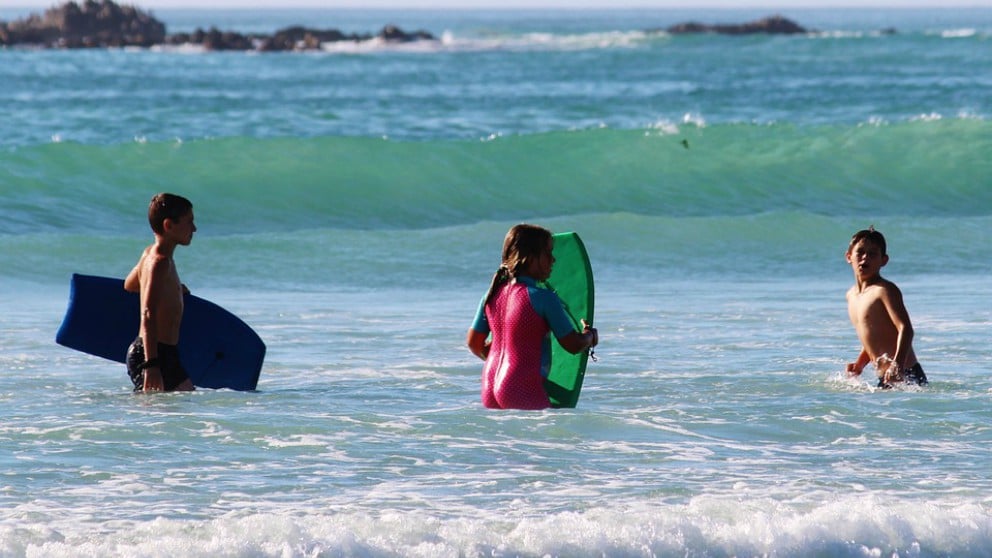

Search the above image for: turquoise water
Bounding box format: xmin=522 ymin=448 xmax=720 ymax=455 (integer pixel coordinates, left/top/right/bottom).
xmin=1 ymin=8 xmax=991 ymax=557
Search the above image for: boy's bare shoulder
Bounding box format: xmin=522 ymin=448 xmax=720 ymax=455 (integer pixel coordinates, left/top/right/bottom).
xmin=881 ymin=281 xmax=907 ymax=309
xmin=875 ymin=277 xmax=902 ymax=296
xmin=851 ymin=277 xmax=901 ymax=297
xmin=142 ymin=249 xmax=173 ymax=275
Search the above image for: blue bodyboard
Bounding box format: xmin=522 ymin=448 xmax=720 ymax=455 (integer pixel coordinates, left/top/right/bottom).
xmin=56 ymin=274 xmax=265 ymax=391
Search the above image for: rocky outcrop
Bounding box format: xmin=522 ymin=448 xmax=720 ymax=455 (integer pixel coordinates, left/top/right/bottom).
xmin=1 ymin=0 xmax=436 ymax=50
xmin=255 ymin=26 xmax=352 ymax=52
xmin=664 ymin=15 xmax=808 ymax=35
xmin=0 ymin=0 xmax=165 ymax=47
xmin=379 ymin=24 xmax=434 ymax=43
xmin=166 ymin=24 xmax=435 ymax=51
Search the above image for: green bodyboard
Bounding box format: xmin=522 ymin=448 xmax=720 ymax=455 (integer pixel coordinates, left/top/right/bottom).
xmin=542 ymin=232 xmax=595 ymax=408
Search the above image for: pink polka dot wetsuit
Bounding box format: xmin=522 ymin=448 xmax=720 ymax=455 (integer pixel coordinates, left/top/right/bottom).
xmin=471 ymin=276 xmax=576 ymax=410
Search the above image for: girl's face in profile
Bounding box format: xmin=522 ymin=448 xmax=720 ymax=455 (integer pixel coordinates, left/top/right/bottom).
xmin=529 ymin=238 xmax=555 ymax=281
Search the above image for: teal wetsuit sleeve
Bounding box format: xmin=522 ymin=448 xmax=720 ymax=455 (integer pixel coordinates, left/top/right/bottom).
xmin=527 ymin=286 xmax=575 ymax=338
xmin=470 ymin=294 xmax=490 ymax=334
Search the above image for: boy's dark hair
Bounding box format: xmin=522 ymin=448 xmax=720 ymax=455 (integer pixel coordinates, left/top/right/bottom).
xmin=148 ymin=193 xmax=192 ymax=235
xmin=848 ymin=225 xmax=886 ymax=256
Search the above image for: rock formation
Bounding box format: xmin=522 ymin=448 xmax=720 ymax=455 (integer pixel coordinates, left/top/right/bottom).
xmin=663 ymin=15 xmax=808 ymax=35
xmin=0 ymin=0 xmax=165 ymax=47
xmin=0 ymin=0 xmax=436 ymax=50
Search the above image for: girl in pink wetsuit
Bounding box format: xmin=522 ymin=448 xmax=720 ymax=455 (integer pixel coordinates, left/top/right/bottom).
xmin=466 ymin=224 xmax=598 ymax=410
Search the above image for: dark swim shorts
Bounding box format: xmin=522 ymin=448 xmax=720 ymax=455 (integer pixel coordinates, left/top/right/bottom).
xmin=126 ymin=337 xmax=191 ymax=392
xmin=877 ymin=362 xmax=928 ymax=389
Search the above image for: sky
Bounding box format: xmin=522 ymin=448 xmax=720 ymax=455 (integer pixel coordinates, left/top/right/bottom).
xmin=3 ymin=0 xmax=987 ymax=7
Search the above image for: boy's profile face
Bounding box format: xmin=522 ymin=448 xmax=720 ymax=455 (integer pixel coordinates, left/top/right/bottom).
xmin=846 ymin=238 xmax=888 ymax=280
xmin=164 ymin=210 xmax=196 ymax=246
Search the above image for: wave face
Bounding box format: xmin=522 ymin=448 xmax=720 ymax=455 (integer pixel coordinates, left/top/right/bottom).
xmin=2 ymin=120 xmax=989 ymax=232
xmin=2 ymin=119 xmax=989 ymax=287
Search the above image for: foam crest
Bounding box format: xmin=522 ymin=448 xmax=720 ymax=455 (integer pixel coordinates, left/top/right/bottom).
xmin=412 ymin=29 xmax=656 ymax=53
xmin=5 ymin=497 xmax=992 ymax=557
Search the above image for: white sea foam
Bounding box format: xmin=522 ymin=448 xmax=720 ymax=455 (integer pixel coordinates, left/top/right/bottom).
xmin=940 ymin=28 xmax=978 ymax=38
xmin=319 ymin=29 xmax=656 ymax=54
xmin=4 ymin=496 xmax=992 ymax=557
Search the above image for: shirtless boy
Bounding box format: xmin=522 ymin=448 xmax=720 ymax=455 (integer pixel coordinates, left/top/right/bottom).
xmin=845 ymin=226 xmax=927 ymax=388
xmin=123 ymin=193 xmax=197 ymax=392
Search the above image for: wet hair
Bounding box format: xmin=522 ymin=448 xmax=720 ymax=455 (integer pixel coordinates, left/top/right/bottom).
xmin=148 ymin=193 xmax=192 ymax=235
xmin=847 ymin=225 xmax=887 ymax=256
xmin=483 ymin=223 xmax=553 ymax=305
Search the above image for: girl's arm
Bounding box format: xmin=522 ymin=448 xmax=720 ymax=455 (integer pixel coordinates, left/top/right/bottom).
xmin=557 ymin=319 xmax=598 ymax=355
xmin=466 ymin=329 xmax=490 ymax=361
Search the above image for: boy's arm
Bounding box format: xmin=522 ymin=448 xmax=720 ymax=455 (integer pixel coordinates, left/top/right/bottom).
xmin=881 ymin=283 xmax=914 ymax=370
xmin=845 ymin=287 xmax=868 ymax=375
xmin=847 ymin=348 xmax=871 ymax=376
xmin=123 ymin=246 xmax=149 ymax=293
xmin=138 ymin=255 xmax=168 ymax=391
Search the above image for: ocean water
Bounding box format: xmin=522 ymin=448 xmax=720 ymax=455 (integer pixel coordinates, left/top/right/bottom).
xmin=1 ymin=7 xmax=991 ymax=557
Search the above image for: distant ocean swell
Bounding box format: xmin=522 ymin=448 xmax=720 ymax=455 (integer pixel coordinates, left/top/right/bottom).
xmin=2 ymin=119 xmax=989 ymax=236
